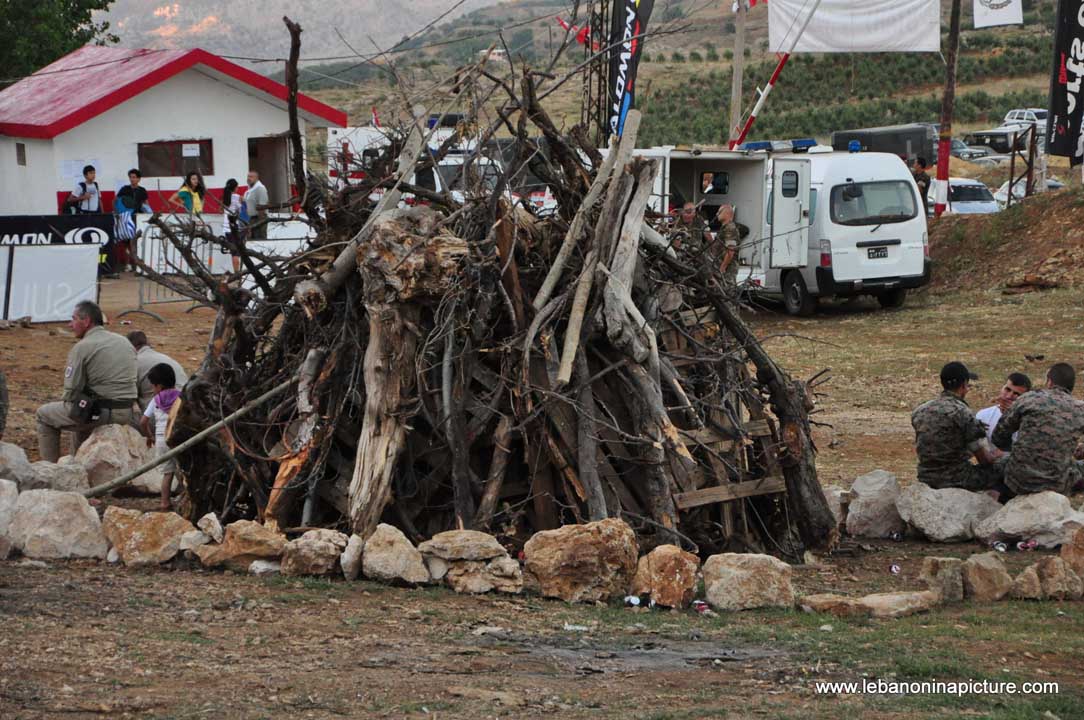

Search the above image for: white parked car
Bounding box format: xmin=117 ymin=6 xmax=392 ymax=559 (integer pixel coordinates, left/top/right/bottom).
xmin=1003 ymin=108 xmax=1048 ymax=130
xmin=993 ymin=177 xmax=1066 ymax=208
xmin=927 ymin=178 xmax=999 ymax=215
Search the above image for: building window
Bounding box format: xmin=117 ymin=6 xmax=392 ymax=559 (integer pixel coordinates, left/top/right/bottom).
xmin=137 ymin=139 xmax=214 ymax=177
xmin=15 ymin=142 xmax=26 ymax=166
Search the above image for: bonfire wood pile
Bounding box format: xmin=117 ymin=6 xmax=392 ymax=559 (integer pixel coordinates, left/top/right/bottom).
xmin=142 ymin=34 xmax=835 ymax=558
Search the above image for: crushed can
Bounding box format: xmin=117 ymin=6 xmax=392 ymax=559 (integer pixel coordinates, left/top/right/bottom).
xmin=992 ymin=541 xmax=1008 ymax=553
xmin=691 ymin=600 xmax=710 ymax=614
xmin=624 ymin=595 xmax=641 ymax=607
xmin=889 ymin=564 xmax=901 ymax=575
xmin=890 ymin=531 xmax=903 ymax=542
xmin=1016 ymin=539 xmax=1038 ymax=551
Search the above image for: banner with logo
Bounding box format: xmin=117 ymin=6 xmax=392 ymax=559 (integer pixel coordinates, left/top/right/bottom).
xmin=607 ymin=0 xmax=654 ymax=137
xmin=1047 ymin=0 xmax=1084 ymax=165
xmin=973 ymin=0 xmax=1023 ymax=29
xmin=768 ymin=0 xmax=939 ymax=53
xmin=0 ymin=214 xmax=113 ymax=246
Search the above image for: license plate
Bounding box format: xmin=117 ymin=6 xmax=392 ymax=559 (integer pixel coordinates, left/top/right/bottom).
xmin=867 ymin=247 xmax=888 ymax=259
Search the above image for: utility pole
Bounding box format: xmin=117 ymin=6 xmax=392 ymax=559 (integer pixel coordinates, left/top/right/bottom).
xmin=729 ymin=0 xmax=747 ymax=143
xmin=934 ymin=0 xmax=962 ymax=219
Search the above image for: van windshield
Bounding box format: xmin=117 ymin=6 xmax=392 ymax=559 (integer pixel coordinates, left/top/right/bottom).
xmin=950 ymin=184 xmax=994 ymax=202
xmin=437 ymin=161 xmax=501 ymax=193
xmin=830 ymin=180 xmax=918 ymax=226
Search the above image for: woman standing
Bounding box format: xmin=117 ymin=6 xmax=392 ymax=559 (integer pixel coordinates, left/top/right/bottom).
xmin=168 ymin=171 xmax=206 ymax=214
xmin=221 ymin=178 xmax=244 ymax=271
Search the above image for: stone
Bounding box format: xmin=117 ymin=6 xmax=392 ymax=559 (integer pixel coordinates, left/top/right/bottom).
xmin=101 ymin=507 xmax=197 ymax=566
xmin=73 ymin=424 xmax=168 ymax=495
xmin=249 ymin=559 xmax=281 ymax=576
xmin=24 ymin=462 xmax=90 ymax=492
xmin=823 ymin=486 xmax=847 ymax=526
xmin=523 ymin=518 xmax=638 ymax=603
xmin=417 ymin=530 xmax=507 ymax=561
xmin=1059 ymin=527 xmax=1084 ymax=578
xmin=362 ymin=524 xmax=429 ymax=584
xmin=0 ymin=478 xmax=18 ymax=541
xmin=920 ymin=557 xmax=965 ymax=603
xmin=845 ymin=470 xmax=905 ymax=538
xmin=799 ymin=593 xmax=872 ymax=618
xmin=702 ymin=553 xmax=795 ymax=611
xmin=0 ymin=442 xmax=35 ymax=488
xmin=426 ymin=556 xmax=449 ymax=581
xmin=193 ymin=520 xmax=287 ymax=572
xmin=1034 ymin=556 xmax=1084 ymax=601
xmin=106 ymin=547 xmax=120 ymax=564
xmin=197 ymin=513 xmax=225 ymax=544
xmin=962 ymin=552 xmax=1013 ymax=602
xmin=8 ymin=490 xmax=108 ymax=559
xmin=281 ymin=529 xmax=349 ymax=577
xmin=630 ymin=544 xmax=701 ymax=608
xmin=896 ymin=484 xmax=1002 ymax=542
xmin=974 ymin=492 xmax=1084 ymax=549
xmin=1010 ymin=564 xmax=1043 ymax=600
xmin=417 ymin=529 xmax=521 ymax=593
xmin=857 ymin=590 xmax=940 ymax=619
xmin=179 ymin=530 xmax=211 ymax=552
xmin=443 ymin=555 xmax=524 ymax=594
xmin=340 ymin=534 xmax=364 ymax=581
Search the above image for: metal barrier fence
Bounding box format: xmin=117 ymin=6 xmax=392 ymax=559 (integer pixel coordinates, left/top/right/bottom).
xmin=118 ymin=214 xmax=313 ymax=322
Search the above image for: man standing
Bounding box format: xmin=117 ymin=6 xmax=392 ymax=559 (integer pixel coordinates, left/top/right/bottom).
xmin=114 ymin=169 xmax=152 ymax=272
xmin=912 ymin=157 xmax=931 ymax=216
xmin=245 ymin=170 xmax=269 ymax=240
xmin=67 ymin=165 xmax=101 ymax=214
xmin=36 ymin=301 xmax=137 ymax=462
xmin=976 ymin=372 xmax=1032 ymax=441
xmin=715 ymin=204 xmax=740 ymax=289
xmin=126 ymin=331 xmax=188 ymax=412
xmin=991 ymin=363 xmax=1084 ymax=501
xmin=912 ymin=361 xmax=1004 ymax=490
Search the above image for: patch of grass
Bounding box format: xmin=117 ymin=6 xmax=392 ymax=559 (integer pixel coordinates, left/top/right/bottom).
xmin=154 ymin=630 xmax=214 ymax=646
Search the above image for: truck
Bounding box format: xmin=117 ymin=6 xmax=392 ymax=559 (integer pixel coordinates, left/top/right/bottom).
xmin=638 ymin=143 xmax=931 ymax=315
xmin=830 ymin=123 xmax=937 ymax=163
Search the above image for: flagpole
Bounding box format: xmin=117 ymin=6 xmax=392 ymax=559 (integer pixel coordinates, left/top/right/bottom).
xmin=728 ymin=0 xmax=824 ymax=149
xmin=729 ymin=0 xmax=747 ymax=143
xmin=934 ymin=0 xmax=962 ymax=218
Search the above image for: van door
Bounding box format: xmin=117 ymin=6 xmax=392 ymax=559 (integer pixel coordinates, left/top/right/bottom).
xmin=769 ymin=158 xmax=809 ymax=268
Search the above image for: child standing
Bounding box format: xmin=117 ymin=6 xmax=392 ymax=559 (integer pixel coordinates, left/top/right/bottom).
xmin=140 ymin=363 xmax=180 ymax=511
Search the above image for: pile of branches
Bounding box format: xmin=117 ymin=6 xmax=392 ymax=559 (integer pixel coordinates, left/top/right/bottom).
xmin=148 ymin=21 xmax=835 ymax=558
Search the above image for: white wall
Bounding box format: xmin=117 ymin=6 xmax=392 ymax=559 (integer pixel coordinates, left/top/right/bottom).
xmin=0 ymin=137 xmax=58 ymax=215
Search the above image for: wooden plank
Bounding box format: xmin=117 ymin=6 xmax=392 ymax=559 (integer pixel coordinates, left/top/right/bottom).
xmin=745 ymin=419 xmax=771 ymax=438
xmin=674 ymin=476 xmax=787 ymax=510
xmin=677 ymin=306 xmax=718 ymax=327
xmin=679 ymin=426 xmax=737 ymax=449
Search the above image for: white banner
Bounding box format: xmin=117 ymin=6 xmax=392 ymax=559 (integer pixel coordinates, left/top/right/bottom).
xmin=973 ymin=0 xmax=1023 ymax=29
xmin=4 ymin=244 xmax=98 ymax=322
xmin=769 ymin=0 xmax=941 ymax=53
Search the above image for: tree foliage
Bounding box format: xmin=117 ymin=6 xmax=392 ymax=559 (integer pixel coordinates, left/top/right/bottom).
xmin=0 ymin=0 xmax=118 ymax=84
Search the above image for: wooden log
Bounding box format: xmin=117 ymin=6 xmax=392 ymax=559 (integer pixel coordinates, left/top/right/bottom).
xmin=674 ymin=476 xmax=787 ymax=510
xmin=475 ymin=415 xmax=513 ymax=528
xmin=575 ymin=350 xmax=607 ymax=521
xmin=555 ymin=249 xmax=597 ymax=388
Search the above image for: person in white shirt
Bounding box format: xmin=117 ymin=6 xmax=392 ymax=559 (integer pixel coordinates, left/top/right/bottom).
xmin=140 ymin=363 xmax=180 ymax=511
xmin=67 ymin=165 xmax=101 ymax=213
xmin=976 ymin=372 xmax=1032 ymax=442
xmin=245 ymin=169 xmax=270 ymax=240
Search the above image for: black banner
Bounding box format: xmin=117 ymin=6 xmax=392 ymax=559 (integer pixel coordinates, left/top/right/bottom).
xmin=1047 ymin=0 xmax=1084 ymax=165
xmin=0 ymin=214 xmax=114 ymax=246
xmin=607 ymin=0 xmax=654 ymax=138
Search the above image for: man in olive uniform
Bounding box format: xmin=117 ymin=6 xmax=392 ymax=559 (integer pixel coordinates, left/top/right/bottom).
xmin=36 ymin=301 xmax=138 ymax=462
xmin=715 ymin=204 xmax=740 ymax=290
xmin=991 ymin=363 xmax=1084 ymax=501
xmin=911 ymin=361 xmax=1004 ymax=490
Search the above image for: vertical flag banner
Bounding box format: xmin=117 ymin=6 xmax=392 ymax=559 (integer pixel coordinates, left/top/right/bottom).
xmin=1047 ymin=0 xmax=1084 ymax=165
xmin=973 ymin=0 xmax=1023 ymax=29
xmin=608 ymin=0 xmax=654 ymax=137
xmin=768 ymin=0 xmax=939 ymax=53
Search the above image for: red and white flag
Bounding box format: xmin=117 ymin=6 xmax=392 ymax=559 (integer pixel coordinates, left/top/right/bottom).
xmin=556 ymin=16 xmax=600 ymax=50
xmin=370 ymin=106 xmax=381 ymax=128
xmin=732 ymin=0 xmax=763 ymax=12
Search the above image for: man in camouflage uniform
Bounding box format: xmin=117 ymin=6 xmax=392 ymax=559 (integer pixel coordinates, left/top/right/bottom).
xmin=714 ymin=204 xmax=740 ymax=291
xmin=911 ymin=361 xmax=1005 ymax=490
xmin=991 ymin=362 xmax=1084 ymax=500
xmin=36 ymin=301 xmax=138 ymax=462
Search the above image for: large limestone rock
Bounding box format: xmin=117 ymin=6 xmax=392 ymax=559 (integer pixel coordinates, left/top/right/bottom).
xmin=1010 ymin=564 xmax=1043 ymax=600
xmin=857 ymin=590 xmax=940 ymax=619
xmin=193 ymin=520 xmax=287 ymax=571
xmin=418 ymin=530 xmax=522 ymax=594
xmin=23 ymin=461 xmax=90 ymax=493
xmin=341 ymin=534 xmax=365 ymax=581
xmin=845 ymin=470 xmax=905 ymax=538
xmin=974 ymin=492 xmax=1084 ymax=549
xmin=523 ymin=518 xmax=638 ymax=603
xmin=1034 ymin=556 xmax=1084 ymax=601
xmin=0 ymin=442 xmax=35 ymax=488
xmin=74 ymin=424 xmax=168 ymax=495
xmin=362 ymin=524 xmax=430 ymax=584
xmin=0 ymin=478 xmax=18 ymax=559
xmin=703 ymin=553 xmax=795 ymax=611
xmin=920 ymin=556 xmax=965 ymax=603
xmin=179 ymin=530 xmax=211 ymax=552
xmin=8 ymin=490 xmax=108 ymax=559
xmin=799 ymin=593 xmax=872 ymax=618
xmin=1059 ymin=527 xmax=1084 ymax=577
xmin=281 ymin=529 xmax=349 ymax=577
xmin=962 ymin=552 xmax=1012 ymax=602
xmin=197 ymin=513 xmax=224 ymax=544
xmin=823 ymin=486 xmax=848 ymax=527
xmin=896 ymin=484 xmax=1002 ymax=542
xmin=101 ymin=507 xmax=197 ymax=566
xmin=631 ymin=544 xmax=700 ymax=608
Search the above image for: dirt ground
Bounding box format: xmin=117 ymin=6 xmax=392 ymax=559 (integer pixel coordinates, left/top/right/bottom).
xmin=2 ymin=275 xmax=1083 ymax=719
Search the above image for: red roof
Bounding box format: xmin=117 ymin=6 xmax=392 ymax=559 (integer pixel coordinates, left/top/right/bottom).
xmin=0 ymin=46 xmax=347 ymax=139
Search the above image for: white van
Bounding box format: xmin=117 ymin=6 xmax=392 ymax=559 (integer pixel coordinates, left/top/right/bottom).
xmin=638 ymin=145 xmax=930 ymax=315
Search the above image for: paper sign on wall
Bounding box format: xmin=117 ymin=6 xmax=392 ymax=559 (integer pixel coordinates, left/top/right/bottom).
xmin=182 ymin=143 xmax=201 ymax=157
xmin=973 ymin=0 xmax=1023 ymax=29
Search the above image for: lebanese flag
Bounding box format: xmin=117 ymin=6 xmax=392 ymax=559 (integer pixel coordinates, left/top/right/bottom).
xmin=371 ymin=106 xmax=381 ymax=128
xmin=732 ymin=0 xmax=763 ymax=11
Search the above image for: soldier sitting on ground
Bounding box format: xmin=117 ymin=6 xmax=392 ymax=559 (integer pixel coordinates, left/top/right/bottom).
xmin=912 ymin=361 xmax=1005 ymax=491
xmin=990 ymin=362 xmax=1084 ymax=503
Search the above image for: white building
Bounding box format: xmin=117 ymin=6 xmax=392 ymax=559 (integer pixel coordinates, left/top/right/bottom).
xmin=0 ymin=46 xmax=346 ymax=215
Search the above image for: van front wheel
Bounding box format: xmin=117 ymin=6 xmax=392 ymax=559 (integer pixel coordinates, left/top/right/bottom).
xmin=877 ymin=288 xmax=907 ymax=309
xmin=783 ymin=272 xmax=816 ymax=317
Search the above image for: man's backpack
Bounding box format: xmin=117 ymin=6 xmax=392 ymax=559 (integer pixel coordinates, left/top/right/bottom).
xmin=65 ymin=181 xmax=99 ymax=214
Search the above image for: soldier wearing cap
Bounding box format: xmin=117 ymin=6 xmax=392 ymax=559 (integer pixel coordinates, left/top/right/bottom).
xmin=990 ymin=362 xmax=1084 ymax=502
xmin=36 ymin=301 xmax=138 ymax=462
xmin=911 ymin=361 xmax=1004 ymax=491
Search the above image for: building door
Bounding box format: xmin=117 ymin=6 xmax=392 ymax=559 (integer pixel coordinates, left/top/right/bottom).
xmin=247 ymin=136 xmax=291 ymax=205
